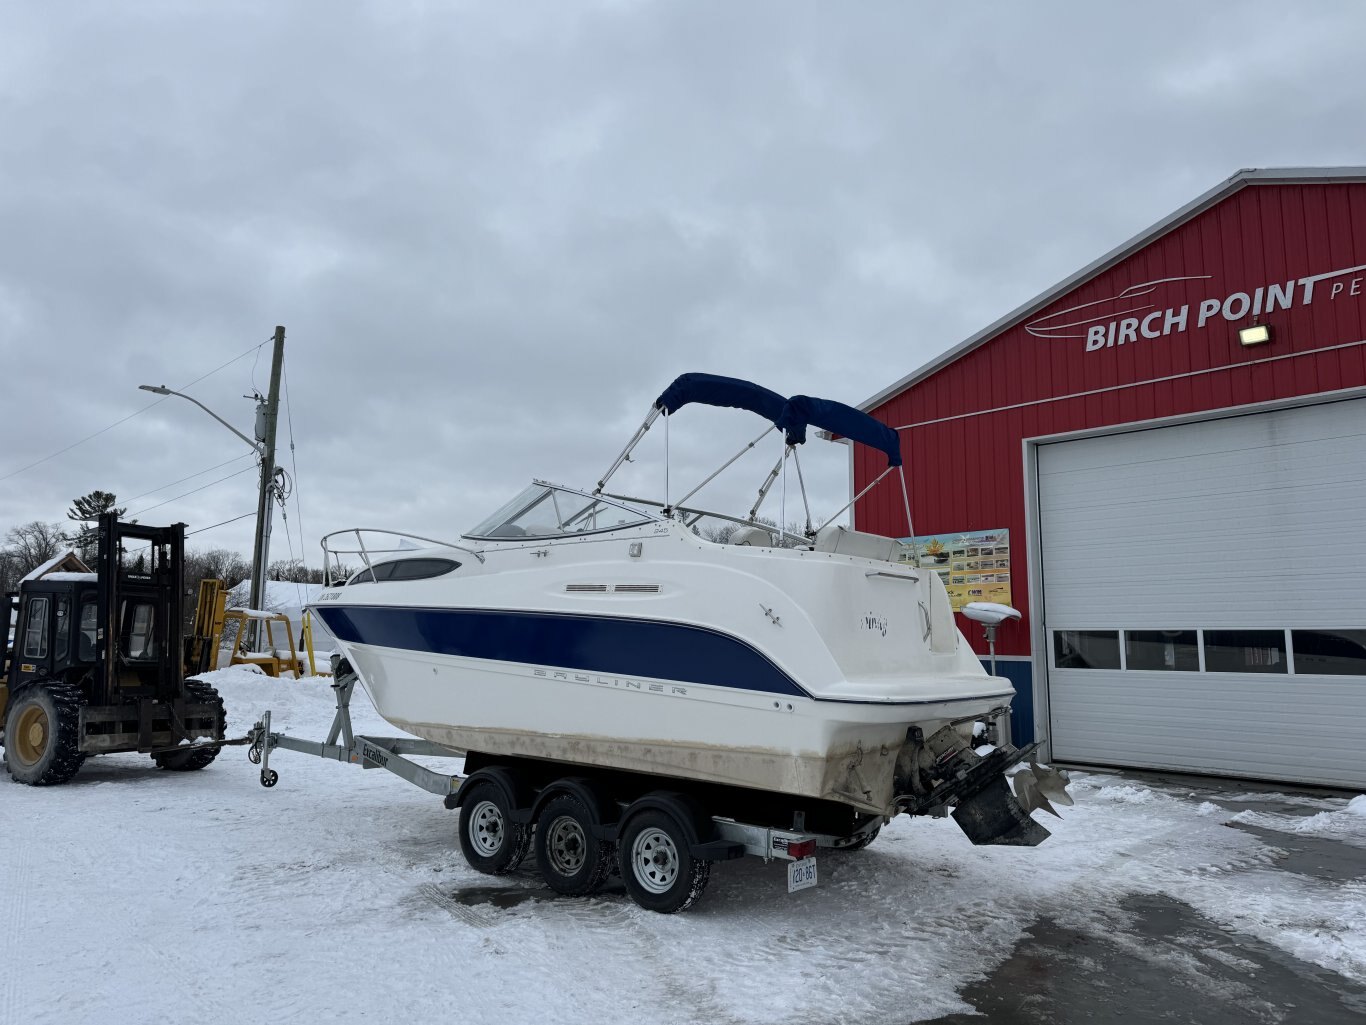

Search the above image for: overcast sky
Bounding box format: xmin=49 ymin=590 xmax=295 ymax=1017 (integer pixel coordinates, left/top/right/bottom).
xmin=3 ymin=2 xmax=1363 ymax=569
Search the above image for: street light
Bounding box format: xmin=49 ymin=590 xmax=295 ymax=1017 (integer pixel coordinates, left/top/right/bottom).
xmin=138 ymin=385 xmax=263 ymax=456
xmin=137 ymin=326 xmax=286 ymax=629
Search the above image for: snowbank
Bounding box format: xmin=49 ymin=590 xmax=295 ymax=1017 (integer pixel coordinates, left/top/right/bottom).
xmin=1 ymin=680 xmax=1362 ymax=1025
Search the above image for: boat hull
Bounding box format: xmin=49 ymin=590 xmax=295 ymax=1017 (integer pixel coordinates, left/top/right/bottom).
xmin=340 ymin=638 xmax=1014 ymax=815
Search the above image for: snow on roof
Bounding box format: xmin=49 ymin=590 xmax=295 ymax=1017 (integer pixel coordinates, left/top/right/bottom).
xmin=41 ymin=572 xmax=98 ymax=582
xmin=19 ymin=549 xmax=93 ymax=583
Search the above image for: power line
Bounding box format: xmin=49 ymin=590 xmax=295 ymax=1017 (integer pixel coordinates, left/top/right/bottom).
xmin=126 ymin=465 xmax=257 ymax=519
xmin=188 ymin=511 xmax=256 ymax=537
xmin=122 ymin=452 xmax=254 ymax=505
xmin=120 ymin=508 xmax=256 ymax=562
xmin=283 ymin=363 xmax=309 ymax=571
xmin=0 ymin=339 xmax=267 ymax=484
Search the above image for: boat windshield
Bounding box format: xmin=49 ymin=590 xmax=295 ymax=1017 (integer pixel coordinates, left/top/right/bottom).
xmin=465 ymin=484 xmax=657 ymax=539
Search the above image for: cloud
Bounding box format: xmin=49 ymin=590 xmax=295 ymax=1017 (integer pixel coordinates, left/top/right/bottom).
xmin=2 ymin=1 xmax=1363 ymax=557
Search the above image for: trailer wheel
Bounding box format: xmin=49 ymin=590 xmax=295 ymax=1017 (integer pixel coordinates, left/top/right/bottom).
xmin=458 ymin=781 xmax=529 ymax=875
xmin=619 ymin=810 xmax=710 ymax=914
xmin=4 ymin=682 xmax=86 ymax=786
xmin=534 ymin=795 xmax=615 ymax=896
xmin=153 ymin=681 xmax=224 ymax=772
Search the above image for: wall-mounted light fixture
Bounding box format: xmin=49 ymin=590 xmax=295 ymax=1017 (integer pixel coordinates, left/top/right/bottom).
xmin=1238 ymin=323 xmax=1272 ymax=347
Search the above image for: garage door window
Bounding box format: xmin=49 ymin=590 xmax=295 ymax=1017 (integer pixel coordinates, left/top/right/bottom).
xmin=1203 ymin=630 xmax=1286 ymax=674
xmin=1125 ymin=630 xmax=1199 ymax=671
xmin=1054 ymin=630 xmax=1120 ymax=669
xmin=1292 ymin=629 xmax=1366 ymax=676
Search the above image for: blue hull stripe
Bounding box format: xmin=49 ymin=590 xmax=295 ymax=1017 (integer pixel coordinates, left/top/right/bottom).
xmin=314 ymin=605 xmax=809 ymax=698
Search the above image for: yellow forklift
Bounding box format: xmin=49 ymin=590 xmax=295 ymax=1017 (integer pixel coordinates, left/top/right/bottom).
xmin=1 ymin=514 xmax=227 ymax=785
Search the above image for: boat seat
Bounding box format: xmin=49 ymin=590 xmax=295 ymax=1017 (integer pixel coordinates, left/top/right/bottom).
xmin=730 ymin=525 xmax=774 ymax=547
xmin=812 ymin=523 xmax=900 ymax=563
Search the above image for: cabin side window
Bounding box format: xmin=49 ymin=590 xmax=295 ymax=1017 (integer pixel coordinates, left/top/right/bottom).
xmin=123 ymin=601 xmax=159 ymax=660
xmin=79 ymin=601 xmax=98 ymax=661
xmin=350 ymin=559 xmax=459 ymax=584
xmin=54 ymin=598 xmax=72 ymax=661
xmin=23 ymin=597 xmax=50 ymax=658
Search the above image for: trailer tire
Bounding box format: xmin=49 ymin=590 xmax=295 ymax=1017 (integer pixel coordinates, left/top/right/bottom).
xmin=153 ymin=681 xmax=224 ymax=772
xmin=619 ymin=809 xmax=711 ymax=914
xmin=4 ymin=682 xmax=86 ymax=786
xmin=534 ymin=794 xmax=614 ymax=896
xmin=458 ymin=780 xmax=529 ymax=875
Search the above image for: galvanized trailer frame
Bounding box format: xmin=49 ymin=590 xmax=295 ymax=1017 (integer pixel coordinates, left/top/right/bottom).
xmin=248 ymin=674 xmax=466 ymax=796
xmin=245 ymin=669 xmax=879 ymax=864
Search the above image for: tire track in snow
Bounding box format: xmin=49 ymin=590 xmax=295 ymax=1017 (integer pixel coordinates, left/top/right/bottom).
xmin=0 ymin=816 xmax=34 ymax=1024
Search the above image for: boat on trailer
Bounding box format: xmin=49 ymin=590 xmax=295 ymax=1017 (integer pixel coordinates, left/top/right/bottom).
xmin=271 ymin=374 xmax=1068 ymax=912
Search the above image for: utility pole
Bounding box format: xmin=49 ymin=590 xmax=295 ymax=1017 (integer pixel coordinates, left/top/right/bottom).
xmin=249 ymin=326 xmax=286 ymax=618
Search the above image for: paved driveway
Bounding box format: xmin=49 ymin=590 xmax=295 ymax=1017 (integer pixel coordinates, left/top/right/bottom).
xmin=928 ymin=774 xmax=1366 ymax=1025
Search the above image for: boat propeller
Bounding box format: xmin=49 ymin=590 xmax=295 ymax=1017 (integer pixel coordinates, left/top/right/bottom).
xmin=949 ymin=758 xmax=1074 ymax=847
xmin=1011 ymin=761 xmax=1074 ymax=819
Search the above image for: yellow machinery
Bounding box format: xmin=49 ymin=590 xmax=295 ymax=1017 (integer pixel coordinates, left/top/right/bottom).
xmin=223 ymin=608 xmax=305 ymax=678
xmin=187 ymin=578 xmax=228 ymax=674
xmin=300 ymin=610 xmax=332 ymax=677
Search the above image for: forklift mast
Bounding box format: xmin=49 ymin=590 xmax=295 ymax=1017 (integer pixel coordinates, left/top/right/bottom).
xmin=93 ymin=513 xmax=187 ymax=707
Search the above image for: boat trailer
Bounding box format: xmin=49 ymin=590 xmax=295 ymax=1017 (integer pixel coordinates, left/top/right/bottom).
xmin=245 ymin=666 xmax=880 ymax=910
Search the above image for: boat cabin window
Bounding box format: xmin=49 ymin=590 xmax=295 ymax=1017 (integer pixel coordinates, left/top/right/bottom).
xmin=465 ymin=484 xmax=654 ymax=540
xmin=350 ymin=558 xmax=459 ymax=584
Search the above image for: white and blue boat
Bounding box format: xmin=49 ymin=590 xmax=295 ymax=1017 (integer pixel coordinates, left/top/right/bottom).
xmin=311 ymin=374 xmax=1064 ymax=845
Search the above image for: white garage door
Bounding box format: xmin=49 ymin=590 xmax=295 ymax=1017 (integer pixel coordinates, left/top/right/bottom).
xmin=1037 ymin=396 xmax=1366 ymax=788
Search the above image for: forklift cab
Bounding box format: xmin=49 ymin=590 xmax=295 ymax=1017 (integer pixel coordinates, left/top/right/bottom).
xmin=3 ymin=580 xmax=100 ymax=695
xmin=2 ymin=514 xmax=226 ymax=786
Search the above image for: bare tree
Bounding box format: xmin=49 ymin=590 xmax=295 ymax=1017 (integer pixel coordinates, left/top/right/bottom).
xmin=3 ymin=521 xmax=71 ymax=578
xmin=267 ymin=558 xmax=329 ymax=584
xmin=181 ymin=547 xmax=253 ymax=636
xmin=185 ymin=548 xmax=253 ymax=589
xmin=0 ymin=548 xmax=21 ymax=595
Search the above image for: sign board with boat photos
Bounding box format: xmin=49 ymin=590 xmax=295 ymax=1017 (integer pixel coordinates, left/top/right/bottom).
xmin=898 ymin=529 xmax=1012 ymax=612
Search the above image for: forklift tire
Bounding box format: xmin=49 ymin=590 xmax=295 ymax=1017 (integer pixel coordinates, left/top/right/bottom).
xmin=4 ymin=682 xmax=86 ymax=786
xmin=152 ymin=681 xmax=225 ymax=772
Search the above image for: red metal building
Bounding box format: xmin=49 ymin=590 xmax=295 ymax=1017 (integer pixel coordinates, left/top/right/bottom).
xmin=855 ymin=167 xmax=1366 ymax=788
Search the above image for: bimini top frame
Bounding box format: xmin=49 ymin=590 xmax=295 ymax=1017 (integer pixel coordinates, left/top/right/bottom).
xmin=593 ymin=372 xmax=915 ymax=541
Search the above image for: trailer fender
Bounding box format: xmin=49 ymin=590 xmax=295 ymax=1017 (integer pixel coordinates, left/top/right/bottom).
xmin=621 ymin=791 xmax=744 ymax=862
xmin=528 ymin=777 xmax=620 ymax=840
xmin=446 ymin=767 xmax=533 ymax=823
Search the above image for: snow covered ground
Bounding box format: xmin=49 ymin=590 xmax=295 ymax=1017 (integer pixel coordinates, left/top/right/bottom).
xmin=2 ymin=668 xmax=1363 ymax=1024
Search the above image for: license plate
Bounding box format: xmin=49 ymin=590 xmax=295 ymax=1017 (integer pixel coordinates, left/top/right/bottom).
xmin=787 ymin=856 xmax=818 ymax=893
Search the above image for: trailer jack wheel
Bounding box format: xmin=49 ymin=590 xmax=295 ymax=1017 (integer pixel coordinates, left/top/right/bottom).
xmin=260 ymin=769 xmax=278 ymax=788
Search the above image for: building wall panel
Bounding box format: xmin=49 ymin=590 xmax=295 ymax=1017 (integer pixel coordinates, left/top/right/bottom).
xmin=856 ymin=182 xmax=1366 ymax=659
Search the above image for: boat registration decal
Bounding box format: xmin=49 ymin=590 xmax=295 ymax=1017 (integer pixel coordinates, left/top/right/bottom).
xmin=860 ymin=613 xmax=889 ymax=637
